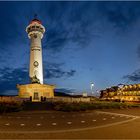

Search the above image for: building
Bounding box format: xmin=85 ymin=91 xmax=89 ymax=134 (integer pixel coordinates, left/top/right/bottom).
xmin=100 ymin=84 xmax=140 ymax=102
xmin=17 ymin=16 xmax=55 ymax=102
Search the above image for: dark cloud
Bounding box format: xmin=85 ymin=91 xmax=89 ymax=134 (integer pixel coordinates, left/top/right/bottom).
xmin=41 ymin=2 xmax=100 ymax=52
xmin=55 ymin=88 xmax=75 ymax=93
xmin=66 ymin=70 xmax=76 ymax=77
xmin=0 ymin=67 xmax=29 ymax=83
xmin=44 ymin=62 xmax=76 ymax=79
xmin=43 ymin=2 xmax=140 ymax=52
xmin=125 ymin=44 xmax=140 ymax=82
xmin=44 ymin=22 xmax=99 ymax=52
xmin=0 ymin=62 xmax=76 ymax=94
xmin=45 ymin=69 xmax=76 ymax=79
xmin=123 ymin=69 xmax=140 ymax=82
xmin=1 ymin=1 xmax=140 ymax=93
xmin=44 ymin=29 xmax=68 ymax=52
xmin=0 ymin=67 xmax=29 ymax=93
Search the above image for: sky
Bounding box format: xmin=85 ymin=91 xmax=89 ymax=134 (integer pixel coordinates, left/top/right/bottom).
xmin=1 ymin=1 xmax=140 ymax=95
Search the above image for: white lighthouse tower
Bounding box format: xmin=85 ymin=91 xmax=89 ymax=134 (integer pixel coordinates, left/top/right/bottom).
xmin=17 ymin=16 xmax=55 ymax=102
xmin=26 ymin=16 xmax=45 ymax=84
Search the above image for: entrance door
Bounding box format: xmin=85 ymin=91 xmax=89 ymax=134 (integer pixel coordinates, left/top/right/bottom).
xmin=33 ymin=92 xmax=39 ymax=101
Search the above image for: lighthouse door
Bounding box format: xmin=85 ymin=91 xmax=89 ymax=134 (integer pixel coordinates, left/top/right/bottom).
xmin=33 ymin=92 xmax=39 ymax=102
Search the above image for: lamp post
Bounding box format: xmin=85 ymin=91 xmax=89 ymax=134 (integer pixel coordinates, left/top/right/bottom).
xmin=90 ymin=82 xmax=94 ymax=96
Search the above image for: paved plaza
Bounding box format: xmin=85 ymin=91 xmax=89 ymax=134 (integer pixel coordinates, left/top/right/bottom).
xmin=0 ymin=109 xmax=140 ymax=139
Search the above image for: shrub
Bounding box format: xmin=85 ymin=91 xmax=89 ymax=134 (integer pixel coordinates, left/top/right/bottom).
xmin=52 ymin=101 xmax=140 ymax=112
xmin=0 ymin=101 xmax=23 ymax=114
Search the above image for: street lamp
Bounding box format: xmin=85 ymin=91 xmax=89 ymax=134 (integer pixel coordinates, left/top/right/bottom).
xmin=90 ymin=82 xmax=94 ymax=95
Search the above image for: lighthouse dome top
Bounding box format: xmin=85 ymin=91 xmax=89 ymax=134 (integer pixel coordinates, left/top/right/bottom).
xmin=30 ymin=18 xmax=42 ymax=25
xmin=29 ymin=14 xmax=42 ymax=25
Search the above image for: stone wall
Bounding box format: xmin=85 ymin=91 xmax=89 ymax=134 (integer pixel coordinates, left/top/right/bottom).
xmin=0 ymin=96 xmax=23 ymax=103
xmin=47 ymin=97 xmax=91 ymax=103
xmin=0 ymin=96 xmax=92 ymax=103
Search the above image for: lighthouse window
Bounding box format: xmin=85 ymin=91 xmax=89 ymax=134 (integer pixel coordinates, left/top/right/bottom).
xmin=32 ymin=26 xmax=35 ymax=28
xmin=36 ymin=26 xmax=39 ymax=28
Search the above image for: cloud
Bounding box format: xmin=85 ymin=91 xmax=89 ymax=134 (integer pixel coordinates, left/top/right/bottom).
xmin=43 ymin=23 xmax=100 ymax=53
xmin=124 ymin=43 xmax=140 ymax=82
xmin=55 ymin=88 xmax=75 ymax=93
xmin=123 ymin=69 xmax=140 ymax=82
xmin=43 ymin=2 xmax=140 ymax=52
xmin=44 ymin=25 xmax=95 ymax=52
xmin=0 ymin=67 xmax=29 ymax=83
xmin=44 ymin=29 xmax=68 ymax=52
xmin=44 ymin=62 xmax=76 ymax=79
xmin=0 ymin=67 xmax=28 ymax=95
xmin=0 ymin=67 xmax=29 ymax=93
xmin=41 ymin=2 xmax=100 ymax=52
xmin=66 ymin=70 xmax=76 ymax=77
xmin=1 ymin=90 xmax=17 ymax=96
xmin=0 ymin=61 xmax=76 ymax=94
xmin=45 ymin=69 xmax=76 ymax=79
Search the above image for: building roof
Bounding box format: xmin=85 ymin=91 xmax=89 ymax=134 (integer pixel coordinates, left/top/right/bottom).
xmin=30 ymin=18 xmax=42 ymax=24
xmin=30 ymin=14 xmax=42 ymax=24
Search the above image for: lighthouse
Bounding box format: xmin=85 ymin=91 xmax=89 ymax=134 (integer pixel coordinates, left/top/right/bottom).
xmin=17 ymin=16 xmax=55 ymax=102
xmin=26 ymin=16 xmax=45 ymax=84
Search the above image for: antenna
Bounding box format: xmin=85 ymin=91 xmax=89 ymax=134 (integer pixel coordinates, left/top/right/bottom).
xmin=34 ymin=14 xmax=38 ymax=19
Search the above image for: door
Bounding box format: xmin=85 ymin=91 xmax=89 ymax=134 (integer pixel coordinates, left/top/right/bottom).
xmin=33 ymin=92 xmax=39 ymax=101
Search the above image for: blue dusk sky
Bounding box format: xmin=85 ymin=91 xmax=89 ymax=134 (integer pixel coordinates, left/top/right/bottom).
xmin=0 ymin=1 xmax=140 ymax=95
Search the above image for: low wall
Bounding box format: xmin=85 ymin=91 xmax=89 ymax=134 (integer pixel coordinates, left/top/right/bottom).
xmin=47 ymin=97 xmax=91 ymax=103
xmin=0 ymin=96 xmax=92 ymax=103
xmin=0 ymin=96 xmax=23 ymax=103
